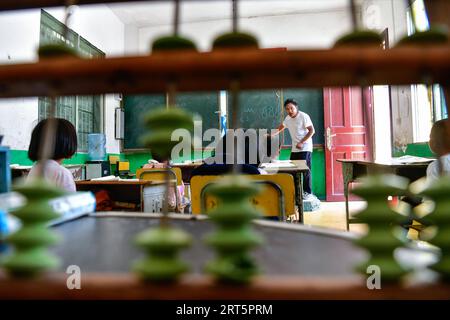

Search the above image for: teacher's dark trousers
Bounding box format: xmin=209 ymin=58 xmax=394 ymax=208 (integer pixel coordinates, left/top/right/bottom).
xmin=290 ymin=151 xmax=312 ymax=195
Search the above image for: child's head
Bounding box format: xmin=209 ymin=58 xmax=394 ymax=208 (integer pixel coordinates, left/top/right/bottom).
xmin=28 ymin=118 xmax=77 ymax=162
xmin=429 ymin=119 xmax=450 ymax=156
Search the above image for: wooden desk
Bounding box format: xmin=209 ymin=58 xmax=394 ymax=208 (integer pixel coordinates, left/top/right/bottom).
xmin=262 ymin=160 xmax=310 ymax=223
xmin=171 ymin=162 xmax=203 ymax=181
xmin=1 ymin=212 xmax=447 ymax=300
xmin=75 ymin=180 xmax=161 ymax=212
xmin=337 ymin=159 xmax=432 ymax=230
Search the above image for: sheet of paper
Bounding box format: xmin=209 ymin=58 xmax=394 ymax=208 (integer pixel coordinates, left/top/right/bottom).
xmin=391 ymin=155 xmax=434 ymax=164
xmin=90 ymin=175 xmax=119 ymax=181
xmin=260 ymin=162 xmax=296 ymax=168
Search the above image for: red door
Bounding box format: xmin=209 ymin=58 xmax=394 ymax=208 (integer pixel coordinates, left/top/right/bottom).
xmin=323 ymin=87 xmax=373 ymax=201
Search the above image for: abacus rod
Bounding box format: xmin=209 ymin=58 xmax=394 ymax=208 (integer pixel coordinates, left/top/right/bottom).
xmin=349 ymin=0 xmax=358 ymax=30
xmin=173 ymin=0 xmax=180 ymax=36
xmin=232 ymin=0 xmax=238 ymax=33
xmin=407 ymin=0 xmax=419 ymax=32
xmin=229 ymin=80 xmax=240 ymax=174
xmin=35 ymin=95 xmax=58 ymax=178
xmin=161 ymin=162 xmax=170 ymax=226
xmin=63 ymin=0 xmax=76 ymax=42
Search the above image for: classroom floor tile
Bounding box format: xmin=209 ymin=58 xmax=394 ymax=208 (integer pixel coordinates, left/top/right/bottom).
xmin=303 ymin=201 xmax=368 ymax=235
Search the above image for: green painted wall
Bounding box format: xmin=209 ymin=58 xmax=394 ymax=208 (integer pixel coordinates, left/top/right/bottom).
xmin=10 ymin=149 xmax=121 ymax=167
xmin=393 ymin=142 xmax=434 ymax=158
xmin=279 ymin=147 xmax=326 ymax=200
xmin=10 ymin=150 xmax=33 ymax=166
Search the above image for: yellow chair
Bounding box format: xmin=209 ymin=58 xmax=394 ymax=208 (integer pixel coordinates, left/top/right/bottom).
xmin=136 ymin=167 xmax=183 ymax=185
xmin=136 ymin=167 xmax=184 ymax=209
xmin=108 ymin=155 xmax=120 ymax=165
xmin=190 ymin=174 xmax=295 ymax=221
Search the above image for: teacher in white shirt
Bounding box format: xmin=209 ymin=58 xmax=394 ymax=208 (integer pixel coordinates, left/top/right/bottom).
xmin=272 ymin=98 xmax=315 ymax=199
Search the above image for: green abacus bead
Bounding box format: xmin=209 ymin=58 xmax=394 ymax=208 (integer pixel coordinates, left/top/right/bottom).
xmin=429 ymin=228 xmax=450 ymax=247
xmin=351 ymin=174 xmax=410 ymax=198
xmin=356 ymin=257 xmax=407 ymax=282
xmin=152 ymin=35 xmax=197 ymax=52
xmin=134 ymin=226 xmax=192 ymax=253
xmin=334 ymin=30 xmax=383 ymax=47
xmin=397 ymin=27 xmax=448 ymax=46
xmin=13 ymin=178 xmax=66 ymax=200
xmin=212 ymin=32 xmax=259 ymax=49
xmin=207 ymin=175 xmax=261 ymax=198
xmin=419 ymin=176 xmax=450 ymax=200
xmin=133 ymin=257 xmax=189 ymax=282
xmin=38 ymin=43 xmax=79 ymax=59
xmin=144 ymin=108 xmax=194 ymax=132
xmin=208 ymin=203 xmax=261 ymax=225
xmin=354 ymin=229 xmax=404 ymax=251
xmin=141 ymin=129 xmax=182 ymax=159
xmin=431 ymin=257 xmax=450 ymax=280
xmin=205 ymin=254 xmax=258 ymax=284
xmin=205 ymin=228 xmax=263 ymax=252
xmin=6 ymin=225 xmax=60 ymax=248
xmin=11 ymin=202 xmax=60 ymax=223
xmin=2 ymin=248 xmax=60 ymax=277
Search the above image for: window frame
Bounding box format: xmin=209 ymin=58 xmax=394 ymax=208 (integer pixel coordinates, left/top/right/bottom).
xmin=38 ymin=10 xmax=105 ymax=152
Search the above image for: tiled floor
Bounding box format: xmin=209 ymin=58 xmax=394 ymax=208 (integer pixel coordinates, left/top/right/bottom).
xmin=303 ymin=201 xmax=368 ymax=234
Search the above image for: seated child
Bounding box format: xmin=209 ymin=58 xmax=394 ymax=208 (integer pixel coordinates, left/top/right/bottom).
xmin=142 ymin=157 xmax=188 ymax=213
xmin=401 ymin=118 xmax=450 ymax=237
xmin=426 ymin=118 xmax=450 ymax=182
xmin=27 ymin=118 xmax=78 ymax=192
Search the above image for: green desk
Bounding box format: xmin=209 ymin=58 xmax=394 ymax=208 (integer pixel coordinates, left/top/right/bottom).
xmin=337 ymin=159 xmax=431 ymax=231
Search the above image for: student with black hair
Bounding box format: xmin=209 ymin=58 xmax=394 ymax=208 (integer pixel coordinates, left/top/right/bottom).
xmin=27 ymin=118 xmax=78 ymax=192
xmin=271 ymin=98 xmax=315 ymax=199
xmin=426 ymin=118 xmax=450 ymax=181
xmin=190 ymin=129 xmax=263 ymax=178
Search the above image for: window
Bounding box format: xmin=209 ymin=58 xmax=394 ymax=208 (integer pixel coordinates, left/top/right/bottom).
xmin=407 ymin=0 xmax=447 ymax=142
xmin=38 ymin=10 xmax=104 ymax=151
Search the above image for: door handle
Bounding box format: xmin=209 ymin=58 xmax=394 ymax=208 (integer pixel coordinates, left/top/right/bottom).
xmin=326 ymin=127 xmax=337 ymax=151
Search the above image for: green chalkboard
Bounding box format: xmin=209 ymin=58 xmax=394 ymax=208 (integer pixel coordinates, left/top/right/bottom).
xmin=227 ymin=89 xmax=283 ymax=133
xmin=123 ymin=94 xmax=166 ymax=150
xmin=282 ymin=89 xmax=324 ymax=146
xmin=176 ymin=91 xmax=220 ymax=147
xmin=124 ymin=92 xmax=220 ymax=150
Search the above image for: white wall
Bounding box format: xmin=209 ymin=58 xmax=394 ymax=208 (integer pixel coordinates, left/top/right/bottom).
xmin=362 ymin=0 xmax=412 ymax=157
xmin=46 ymin=5 xmax=125 ymax=154
xmin=136 ymin=1 xmax=410 ymax=161
xmin=138 ymin=8 xmax=352 ymax=52
xmin=0 ymin=6 xmax=125 ymax=157
xmin=0 ymin=10 xmax=40 ymax=151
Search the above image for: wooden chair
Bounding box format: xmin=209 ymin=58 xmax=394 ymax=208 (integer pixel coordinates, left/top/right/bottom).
xmin=190 ymin=174 xmax=295 ymax=221
xmin=136 ymin=167 xmax=184 ymax=210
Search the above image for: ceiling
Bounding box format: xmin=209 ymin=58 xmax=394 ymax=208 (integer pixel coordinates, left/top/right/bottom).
xmin=108 ymin=0 xmax=348 ymax=28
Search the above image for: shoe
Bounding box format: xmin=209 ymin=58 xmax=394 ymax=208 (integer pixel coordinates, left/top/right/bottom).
xmin=302 ymin=192 xmax=314 ymax=201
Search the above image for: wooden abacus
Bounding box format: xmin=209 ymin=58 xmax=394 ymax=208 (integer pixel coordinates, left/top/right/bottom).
xmin=0 ymin=0 xmax=449 ymax=299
